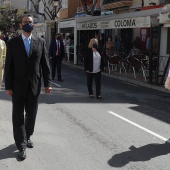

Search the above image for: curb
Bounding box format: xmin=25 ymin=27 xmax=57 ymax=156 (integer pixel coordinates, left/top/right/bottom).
xmin=63 ymin=62 xmax=169 ymax=93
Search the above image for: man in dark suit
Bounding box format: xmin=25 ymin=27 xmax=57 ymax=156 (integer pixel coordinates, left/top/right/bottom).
xmin=49 ymin=33 xmax=65 ymax=82
xmin=5 ymin=14 xmax=52 ymax=161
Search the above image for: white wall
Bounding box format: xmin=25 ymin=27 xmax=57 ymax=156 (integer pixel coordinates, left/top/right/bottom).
xmin=144 ymin=0 xmax=159 ymax=6
xmin=159 ymin=26 xmax=169 ymax=73
xmin=11 ymin=0 xmax=27 ymax=9
xmin=160 ymin=27 xmax=167 ymax=57
xmin=62 ymin=0 xmax=68 ymax=9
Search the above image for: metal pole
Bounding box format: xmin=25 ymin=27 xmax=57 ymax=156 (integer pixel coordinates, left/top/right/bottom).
xmin=149 ymin=27 xmax=153 ymax=84
xmin=54 ymin=6 xmax=56 ymax=34
xmin=156 ymin=24 xmax=162 ymax=85
xmin=74 ymin=21 xmax=77 ymax=65
xmin=77 ymin=30 xmax=80 ymax=65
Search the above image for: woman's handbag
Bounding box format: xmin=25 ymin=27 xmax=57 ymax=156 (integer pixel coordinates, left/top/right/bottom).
xmin=165 ymin=77 xmax=170 ymax=89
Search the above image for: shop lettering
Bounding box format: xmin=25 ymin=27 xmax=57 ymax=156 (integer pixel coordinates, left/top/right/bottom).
xmin=82 ymin=22 xmax=97 ymax=29
xmin=114 ymin=19 xmax=136 ymax=28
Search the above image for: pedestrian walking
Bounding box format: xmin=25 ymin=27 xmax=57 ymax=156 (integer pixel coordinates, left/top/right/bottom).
xmin=65 ymin=35 xmax=71 ymax=62
xmin=5 ymin=14 xmax=52 ymax=161
xmin=49 ymin=33 xmax=65 ymax=82
xmin=0 ymin=35 xmax=6 ymax=90
xmin=84 ymin=38 xmax=104 ymax=99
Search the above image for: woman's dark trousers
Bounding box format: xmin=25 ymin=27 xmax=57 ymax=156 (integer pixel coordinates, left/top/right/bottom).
xmin=86 ymin=71 xmax=101 ymax=96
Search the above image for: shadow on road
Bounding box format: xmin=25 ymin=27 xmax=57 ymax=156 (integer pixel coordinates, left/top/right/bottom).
xmin=108 ymin=141 xmax=170 ymax=167
xmin=0 ymin=144 xmax=17 ymax=160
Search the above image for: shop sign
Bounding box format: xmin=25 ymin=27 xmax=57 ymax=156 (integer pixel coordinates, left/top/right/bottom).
xmin=111 ymin=16 xmax=150 ymax=29
xmin=77 ymin=21 xmax=112 ymax=30
xmin=100 ymin=21 xmax=112 ymax=29
xmin=77 ymin=16 xmax=150 ymax=30
xmin=159 ymin=12 xmax=170 ymax=24
xmin=77 ymin=22 xmax=99 ymax=30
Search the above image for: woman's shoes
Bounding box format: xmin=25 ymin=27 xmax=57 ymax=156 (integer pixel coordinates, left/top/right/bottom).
xmin=96 ymin=95 xmax=102 ymax=99
xmin=89 ymin=95 xmax=102 ymax=99
xmin=89 ymin=95 xmax=94 ymax=98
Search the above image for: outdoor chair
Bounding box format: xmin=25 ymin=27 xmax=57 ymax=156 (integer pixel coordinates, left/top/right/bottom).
xmin=127 ymin=55 xmax=142 ymax=79
xmin=119 ymin=52 xmax=128 ymax=73
xmin=107 ymin=53 xmax=121 ymax=74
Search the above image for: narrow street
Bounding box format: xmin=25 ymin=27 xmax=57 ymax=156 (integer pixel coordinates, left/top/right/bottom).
xmin=0 ymin=64 xmax=170 ymax=170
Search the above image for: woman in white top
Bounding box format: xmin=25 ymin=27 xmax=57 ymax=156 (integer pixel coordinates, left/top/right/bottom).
xmin=84 ymin=38 xmax=104 ymax=99
xmin=65 ymin=36 xmax=71 ymax=62
xmin=0 ymin=37 xmax=6 ymax=89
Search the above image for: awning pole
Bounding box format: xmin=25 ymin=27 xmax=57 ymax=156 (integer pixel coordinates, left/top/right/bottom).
xmin=149 ymin=26 xmax=153 ymax=84
xmin=156 ymin=24 xmax=162 ymax=85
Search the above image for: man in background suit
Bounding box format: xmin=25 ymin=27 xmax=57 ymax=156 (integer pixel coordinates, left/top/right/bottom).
xmin=49 ymin=33 xmax=65 ymax=82
xmin=5 ymin=14 xmax=52 ymax=160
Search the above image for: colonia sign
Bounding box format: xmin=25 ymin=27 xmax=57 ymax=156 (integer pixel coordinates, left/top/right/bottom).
xmin=77 ymin=16 xmax=150 ymax=30
xmin=114 ymin=19 xmax=136 ymax=28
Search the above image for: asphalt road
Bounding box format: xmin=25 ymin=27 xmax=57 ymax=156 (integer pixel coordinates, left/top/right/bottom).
xmin=0 ymin=64 xmax=170 ymax=170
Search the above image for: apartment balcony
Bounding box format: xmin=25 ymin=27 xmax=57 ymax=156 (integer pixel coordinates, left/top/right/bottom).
xmin=77 ymin=4 xmax=100 ymax=13
xmin=103 ymin=0 xmax=133 ymax=10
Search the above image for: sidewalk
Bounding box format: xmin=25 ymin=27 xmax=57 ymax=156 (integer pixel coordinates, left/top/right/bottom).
xmin=63 ymin=61 xmax=169 ymax=93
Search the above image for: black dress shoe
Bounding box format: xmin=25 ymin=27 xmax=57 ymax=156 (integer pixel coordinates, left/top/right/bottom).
xmin=27 ymin=139 xmax=34 ymax=148
xmin=18 ymin=149 xmax=26 ymax=161
xmin=58 ymin=79 xmax=63 ymax=82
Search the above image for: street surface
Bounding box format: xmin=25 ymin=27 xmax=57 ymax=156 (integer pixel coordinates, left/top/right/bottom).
xmin=0 ymin=64 xmax=170 ymax=170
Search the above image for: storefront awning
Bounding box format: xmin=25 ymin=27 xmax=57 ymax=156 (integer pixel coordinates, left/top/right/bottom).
xmin=59 ymin=18 xmax=76 ymax=28
xmin=76 ymin=6 xmax=170 ymax=30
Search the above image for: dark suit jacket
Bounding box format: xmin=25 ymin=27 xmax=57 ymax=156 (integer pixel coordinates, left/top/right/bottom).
xmin=49 ymin=39 xmax=65 ymax=60
xmin=84 ymin=48 xmax=104 ymax=72
xmin=5 ymin=35 xmax=51 ymax=97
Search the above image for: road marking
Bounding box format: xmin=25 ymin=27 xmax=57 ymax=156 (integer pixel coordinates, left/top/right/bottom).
xmin=108 ymin=111 xmax=169 ymax=142
xmin=50 ymin=81 xmax=61 ymax=87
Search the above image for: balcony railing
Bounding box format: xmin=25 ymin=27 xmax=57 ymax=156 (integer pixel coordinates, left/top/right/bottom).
xmin=77 ymin=4 xmax=100 ymax=13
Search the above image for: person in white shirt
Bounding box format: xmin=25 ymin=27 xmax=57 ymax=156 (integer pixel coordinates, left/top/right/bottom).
xmin=65 ymin=36 xmax=71 ymax=62
xmin=84 ymin=38 xmax=104 ymax=99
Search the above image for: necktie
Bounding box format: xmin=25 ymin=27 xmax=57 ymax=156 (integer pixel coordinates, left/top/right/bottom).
xmin=25 ymin=38 xmax=30 ymax=56
xmin=57 ymin=42 xmax=60 ymax=56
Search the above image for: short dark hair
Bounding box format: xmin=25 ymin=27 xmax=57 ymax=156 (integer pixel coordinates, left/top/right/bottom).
xmin=19 ymin=14 xmax=33 ymax=23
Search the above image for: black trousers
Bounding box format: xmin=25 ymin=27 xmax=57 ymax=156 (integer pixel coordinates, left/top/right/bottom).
xmin=51 ymin=56 xmax=62 ymax=80
xmin=12 ymin=83 xmax=39 ymax=150
xmin=86 ymin=71 xmax=101 ymax=96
